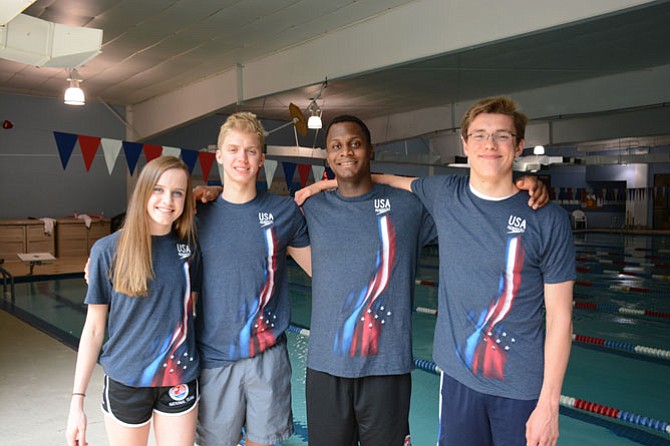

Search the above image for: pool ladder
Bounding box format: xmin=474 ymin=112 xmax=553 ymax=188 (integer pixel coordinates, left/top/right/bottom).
xmin=0 ymin=259 xmax=15 ymax=303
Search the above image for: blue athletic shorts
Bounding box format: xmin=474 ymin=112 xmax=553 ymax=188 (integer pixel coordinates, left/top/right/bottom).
xmin=101 ymin=374 xmax=199 ymax=426
xmin=438 ymin=372 xmax=537 ymax=446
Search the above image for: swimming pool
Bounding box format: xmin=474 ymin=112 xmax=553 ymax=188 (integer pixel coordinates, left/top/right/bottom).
xmin=2 ymin=232 xmax=669 ymax=445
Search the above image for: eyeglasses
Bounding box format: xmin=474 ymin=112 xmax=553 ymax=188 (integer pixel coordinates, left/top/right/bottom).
xmin=467 ymin=131 xmax=516 ymax=144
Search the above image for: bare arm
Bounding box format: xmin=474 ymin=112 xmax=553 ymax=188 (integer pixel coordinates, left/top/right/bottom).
xmin=287 ymin=245 xmax=312 ymax=277
xmin=293 ymin=173 xmax=548 ymax=210
xmin=525 ymin=281 xmax=574 ymax=446
xmin=84 ymin=258 xmax=90 ymax=284
xmin=373 ymin=173 xmax=548 ymax=209
xmin=65 ymin=304 xmax=108 ymax=446
xmin=294 ymin=180 xmax=337 ymax=206
xmin=370 ymin=173 xmax=417 ymax=192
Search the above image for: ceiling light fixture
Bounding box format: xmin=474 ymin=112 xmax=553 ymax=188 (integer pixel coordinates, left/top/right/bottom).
xmin=307 ymin=100 xmax=322 ymax=130
xmin=64 ymin=68 xmax=85 ymax=105
xmin=306 ymin=78 xmax=328 ymax=130
xmin=533 ymin=145 xmax=545 ymax=155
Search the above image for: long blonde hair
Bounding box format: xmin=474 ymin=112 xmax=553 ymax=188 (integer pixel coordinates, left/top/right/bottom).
xmin=112 ymin=156 xmax=196 ymax=296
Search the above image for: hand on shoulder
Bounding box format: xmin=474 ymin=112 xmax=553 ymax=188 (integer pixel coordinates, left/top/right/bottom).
xmin=193 ymin=185 xmax=223 ymax=204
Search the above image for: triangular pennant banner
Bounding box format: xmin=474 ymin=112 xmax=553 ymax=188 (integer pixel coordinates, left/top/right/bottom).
xmin=217 ymin=162 xmax=224 ymax=185
xmin=324 ymin=166 xmax=335 ymax=180
xmin=312 ymin=165 xmax=325 ymax=183
xmin=53 ymin=131 xmax=78 ymax=170
xmin=162 ymin=146 xmax=182 ymax=158
xmin=143 ymin=144 xmax=163 ymax=163
xmin=100 ymin=138 xmax=123 ymax=175
xmin=199 ymin=151 xmax=216 ymax=184
xmin=122 ymin=141 xmax=143 ymax=176
xmin=297 ymin=164 xmax=312 ymax=187
xmin=282 ymin=162 xmax=297 ymax=190
xmin=264 ymin=160 xmax=278 ymax=189
xmin=180 ymin=149 xmax=199 ymax=174
xmin=78 ymin=135 xmax=101 ymax=172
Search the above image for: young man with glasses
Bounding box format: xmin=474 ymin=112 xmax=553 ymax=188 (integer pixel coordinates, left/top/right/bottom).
xmin=372 ymin=96 xmax=575 ymax=446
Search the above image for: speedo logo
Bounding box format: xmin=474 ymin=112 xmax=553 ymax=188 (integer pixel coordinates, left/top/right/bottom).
xmin=176 ymin=244 xmax=192 ymax=259
xmin=507 ymin=215 xmax=526 ymax=234
xmin=259 ymin=212 xmax=274 ymax=228
xmin=374 ymin=198 xmax=391 ymax=215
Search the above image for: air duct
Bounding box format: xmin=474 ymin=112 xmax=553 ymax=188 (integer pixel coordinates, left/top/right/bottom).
xmin=0 ymin=14 xmax=102 ymax=68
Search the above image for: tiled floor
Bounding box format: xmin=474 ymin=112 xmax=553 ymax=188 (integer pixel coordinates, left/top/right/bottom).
xmin=0 ymin=309 xmax=159 ymax=446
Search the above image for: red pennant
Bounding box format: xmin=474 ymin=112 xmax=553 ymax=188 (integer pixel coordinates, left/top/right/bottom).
xmin=297 ymin=164 xmax=312 ymax=187
xmin=198 ymin=152 xmax=216 ymax=184
xmin=143 ymin=144 xmax=163 ymax=162
xmin=78 ymin=135 xmax=101 ymax=172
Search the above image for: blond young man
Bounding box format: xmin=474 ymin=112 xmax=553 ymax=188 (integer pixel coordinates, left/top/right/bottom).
xmin=194 ymin=112 xmax=310 ymax=446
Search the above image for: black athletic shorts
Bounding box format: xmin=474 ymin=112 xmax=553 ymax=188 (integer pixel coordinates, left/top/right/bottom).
xmin=101 ymin=375 xmax=199 ymax=426
xmin=306 ymin=368 xmax=411 ymax=446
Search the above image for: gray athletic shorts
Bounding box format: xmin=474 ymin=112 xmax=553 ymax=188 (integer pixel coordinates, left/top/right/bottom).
xmin=196 ymin=340 xmax=293 ymax=446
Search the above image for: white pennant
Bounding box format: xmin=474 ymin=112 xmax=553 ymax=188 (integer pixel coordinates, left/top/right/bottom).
xmin=216 ymin=156 xmax=224 ymax=184
xmin=264 ymin=159 xmax=278 ymax=189
xmin=311 ymin=165 xmax=325 ymax=183
xmin=162 ymin=146 xmax=182 ymax=158
xmin=100 ymin=138 xmax=122 ymax=175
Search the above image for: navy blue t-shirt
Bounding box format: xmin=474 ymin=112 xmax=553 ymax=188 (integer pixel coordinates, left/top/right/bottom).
xmin=302 ymin=184 xmax=436 ymax=377
xmin=412 ymin=175 xmax=576 ymax=399
xmin=86 ymin=231 xmax=202 ymax=387
xmin=196 ymin=191 xmax=310 ymax=368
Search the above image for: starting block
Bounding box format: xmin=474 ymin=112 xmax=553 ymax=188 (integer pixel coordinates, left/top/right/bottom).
xmin=17 ymin=252 xmax=56 ymax=275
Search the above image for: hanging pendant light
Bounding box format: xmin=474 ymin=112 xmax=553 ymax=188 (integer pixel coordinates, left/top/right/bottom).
xmin=307 ymin=100 xmax=322 ymax=129
xmin=64 ymin=68 xmax=85 ymax=105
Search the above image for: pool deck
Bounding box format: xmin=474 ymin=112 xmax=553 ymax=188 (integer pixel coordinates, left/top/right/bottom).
xmin=0 ymin=309 xmax=122 ymax=445
xmin=0 ymin=253 xmax=168 ymax=445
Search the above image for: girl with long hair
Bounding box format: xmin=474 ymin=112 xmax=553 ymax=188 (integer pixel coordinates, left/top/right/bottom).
xmin=66 ymin=156 xmax=201 ymax=446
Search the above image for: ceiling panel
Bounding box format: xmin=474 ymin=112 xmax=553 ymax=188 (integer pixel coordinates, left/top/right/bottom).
xmin=1 ymin=0 xmax=669 ymax=152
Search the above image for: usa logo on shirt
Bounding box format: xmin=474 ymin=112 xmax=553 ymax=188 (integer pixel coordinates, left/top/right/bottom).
xmin=507 ymin=215 xmax=527 ymax=234
xmin=374 ymin=198 xmax=391 ymax=215
xmin=176 ymin=244 xmax=192 ymax=259
xmin=259 ymin=212 xmax=274 ymax=228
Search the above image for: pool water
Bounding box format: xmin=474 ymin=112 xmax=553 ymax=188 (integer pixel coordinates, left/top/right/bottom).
xmin=2 ymin=232 xmax=669 ymax=445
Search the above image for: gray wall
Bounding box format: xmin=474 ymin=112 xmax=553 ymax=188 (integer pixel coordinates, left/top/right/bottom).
xmin=2 ymin=91 xmax=668 ymax=229
xmin=0 ymin=93 xmax=127 ymax=220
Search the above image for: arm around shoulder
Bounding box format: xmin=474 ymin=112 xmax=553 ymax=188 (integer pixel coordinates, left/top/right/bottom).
xmin=294 ymin=179 xmax=337 ymax=206
xmin=371 ymin=173 xmax=416 ymax=192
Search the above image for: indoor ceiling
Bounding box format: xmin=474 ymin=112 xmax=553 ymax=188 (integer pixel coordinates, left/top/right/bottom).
xmin=1 ymin=0 xmax=670 ymax=144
